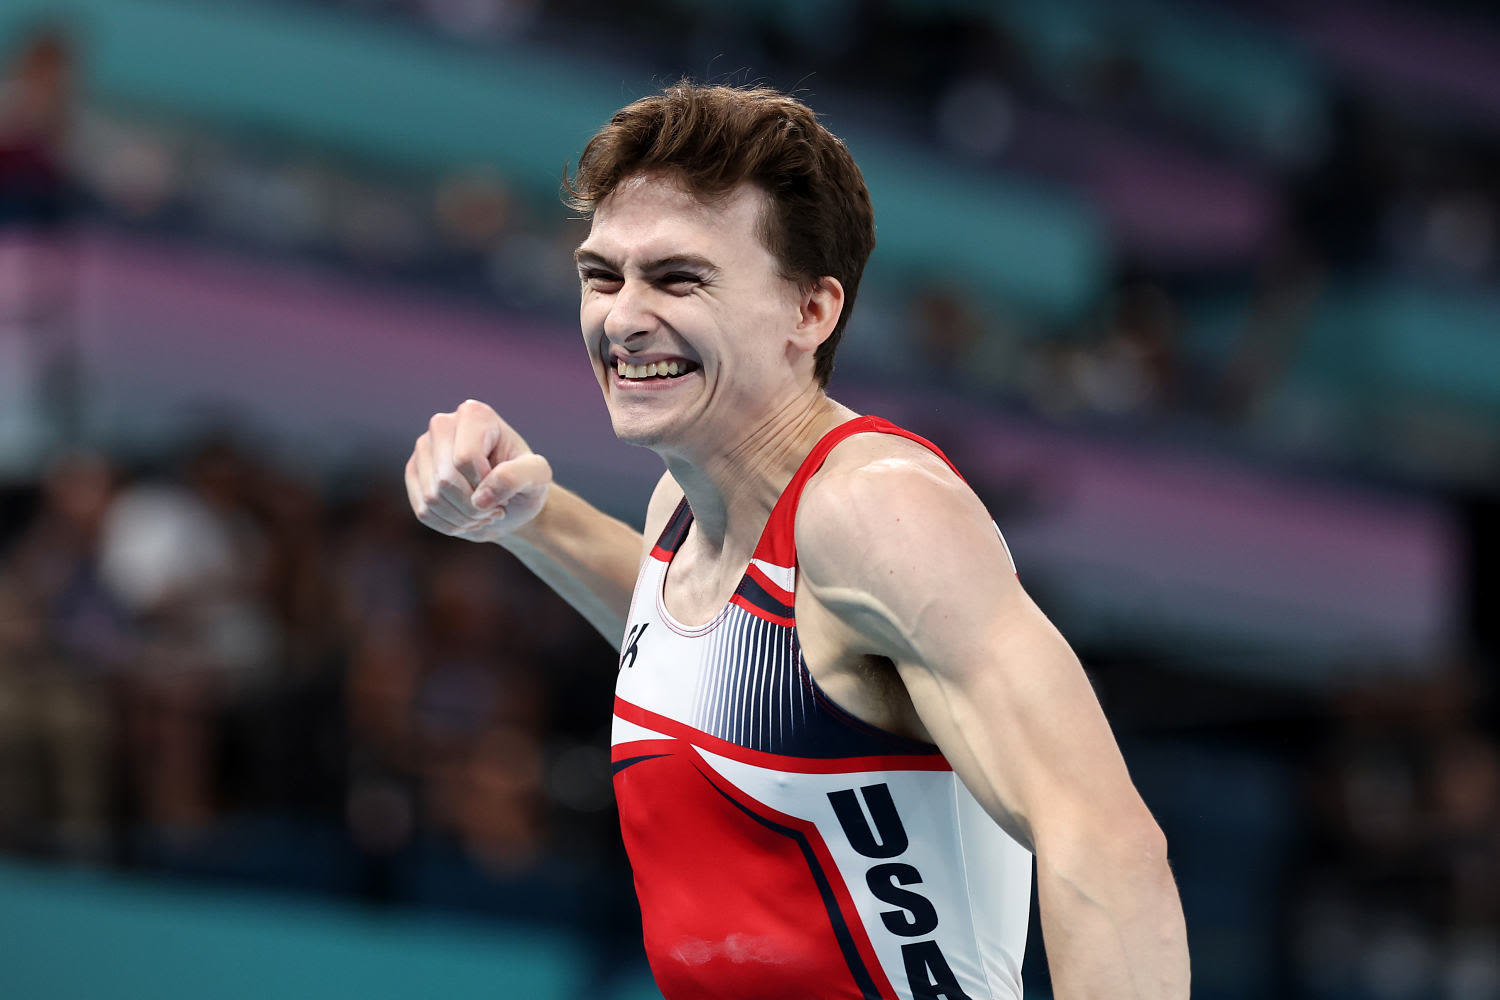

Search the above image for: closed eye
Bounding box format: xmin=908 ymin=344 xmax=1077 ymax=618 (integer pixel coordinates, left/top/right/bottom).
xmin=580 ymin=267 xmax=622 ymax=291
xmin=658 ymin=273 xmax=704 ymax=294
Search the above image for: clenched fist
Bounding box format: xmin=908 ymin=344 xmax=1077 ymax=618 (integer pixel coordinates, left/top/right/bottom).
xmin=405 ymin=399 xmax=552 ymax=544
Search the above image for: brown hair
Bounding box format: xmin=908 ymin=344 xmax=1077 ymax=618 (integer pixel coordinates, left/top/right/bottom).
xmin=564 ymin=80 xmax=876 ymax=388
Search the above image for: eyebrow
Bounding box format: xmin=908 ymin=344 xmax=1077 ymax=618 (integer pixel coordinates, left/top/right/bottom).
xmin=573 ymin=249 xmax=718 ymax=274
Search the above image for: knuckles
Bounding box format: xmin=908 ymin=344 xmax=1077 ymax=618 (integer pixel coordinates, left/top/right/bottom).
xmin=457 ymin=398 xmax=493 ymax=417
xmin=438 ymin=471 xmax=471 ymax=498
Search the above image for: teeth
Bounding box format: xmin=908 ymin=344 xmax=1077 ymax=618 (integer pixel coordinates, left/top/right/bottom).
xmin=615 ymin=359 xmax=690 ymax=380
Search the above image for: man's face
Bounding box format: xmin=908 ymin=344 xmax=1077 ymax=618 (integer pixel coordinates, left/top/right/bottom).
xmin=575 ymin=172 xmax=807 ymax=456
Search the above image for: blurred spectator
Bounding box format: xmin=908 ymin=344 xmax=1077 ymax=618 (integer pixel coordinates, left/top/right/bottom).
xmin=251 ymin=463 xmax=340 ymax=678
xmin=1295 ymin=666 xmax=1500 ymax=1000
xmin=99 ymin=441 xmax=277 ymax=831
xmin=343 ymin=518 xmax=557 ymax=894
xmin=442 ymin=722 xmax=548 ymax=874
xmin=1023 ymin=276 xmax=1180 ymax=422
xmin=906 ymin=286 xmax=984 ymax=382
xmin=433 ymin=167 xmax=515 ymax=253
xmin=1215 ymin=222 xmax=1327 ymax=424
xmin=0 ymin=27 xmax=73 ymax=229
xmin=0 ymin=27 xmax=82 ymax=457
xmin=410 ymin=545 xmax=546 ymax=854
xmin=0 ymin=450 xmax=122 ymax=858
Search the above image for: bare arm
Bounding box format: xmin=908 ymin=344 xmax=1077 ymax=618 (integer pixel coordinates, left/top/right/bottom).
xmin=404 ymin=399 xmax=646 ymax=648
xmin=797 ymin=441 xmax=1189 ymax=999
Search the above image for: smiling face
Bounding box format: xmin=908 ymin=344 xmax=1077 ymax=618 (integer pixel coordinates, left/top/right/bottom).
xmin=576 ymin=172 xmax=814 ymax=457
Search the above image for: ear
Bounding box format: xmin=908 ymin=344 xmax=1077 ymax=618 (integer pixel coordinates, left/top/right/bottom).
xmin=789 ymin=276 xmax=845 ymax=357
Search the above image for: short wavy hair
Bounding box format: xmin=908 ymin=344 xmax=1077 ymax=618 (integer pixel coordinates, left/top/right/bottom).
xmin=564 ymin=80 xmax=876 ymax=388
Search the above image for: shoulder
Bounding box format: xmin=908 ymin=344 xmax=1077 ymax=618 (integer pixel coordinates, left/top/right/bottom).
xmin=797 ymin=431 xmax=990 ymax=548
xmin=794 ymin=430 xmax=1021 ymax=664
xmin=796 ymin=432 xmax=1004 ymax=589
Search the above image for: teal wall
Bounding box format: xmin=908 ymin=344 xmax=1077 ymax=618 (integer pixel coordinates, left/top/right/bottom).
xmin=0 ymin=0 xmax=1107 ymax=320
xmin=0 ymin=860 xmax=595 ymax=1000
xmin=0 ymin=0 xmax=616 ymax=183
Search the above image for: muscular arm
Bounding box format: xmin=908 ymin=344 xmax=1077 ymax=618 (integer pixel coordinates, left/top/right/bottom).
xmin=796 ymin=441 xmax=1189 ymax=999
xmin=406 ymin=399 xmax=676 ymax=650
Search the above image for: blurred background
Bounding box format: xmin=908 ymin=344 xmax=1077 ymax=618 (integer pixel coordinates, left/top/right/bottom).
xmin=0 ymin=0 xmax=1496 ymax=997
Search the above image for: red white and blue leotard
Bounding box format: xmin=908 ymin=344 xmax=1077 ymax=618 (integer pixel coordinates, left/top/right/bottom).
xmin=611 ymin=416 xmax=1033 ymax=1000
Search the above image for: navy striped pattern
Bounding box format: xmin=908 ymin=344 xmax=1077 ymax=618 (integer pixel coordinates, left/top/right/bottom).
xmin=690 ymin=605 xmax=809 ymax=753
xmin=686 ymin=606 xmax=939 ymax=759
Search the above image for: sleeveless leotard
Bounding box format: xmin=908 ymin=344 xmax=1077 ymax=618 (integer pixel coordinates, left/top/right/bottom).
xmin=611 ymin=415 xmax=1032 ymax=1000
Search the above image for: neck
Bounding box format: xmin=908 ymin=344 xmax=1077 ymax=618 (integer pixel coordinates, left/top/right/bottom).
xmin=662 ymin=387 xmax=853 ymax=553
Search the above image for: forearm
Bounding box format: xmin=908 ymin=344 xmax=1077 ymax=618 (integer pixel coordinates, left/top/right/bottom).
xmin=498 ymin=484 xmax=642 ymax=649
xmin=1036 ymin=831 xmax=1189 ymax=999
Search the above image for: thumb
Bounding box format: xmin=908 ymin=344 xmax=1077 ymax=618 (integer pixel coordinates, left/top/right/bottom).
xmin=472 ymin=452 xmax=551 ymax=510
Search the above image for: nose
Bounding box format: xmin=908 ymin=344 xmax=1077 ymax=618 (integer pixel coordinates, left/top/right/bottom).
xmin=602 ymin=277 xmax=654 ymax=348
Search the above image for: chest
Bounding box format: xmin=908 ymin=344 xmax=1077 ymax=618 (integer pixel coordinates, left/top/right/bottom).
xmin=659 ymin=544 xmax=741 ymax=629
xmin=624 ymin=549 xmax=929 ymax=745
